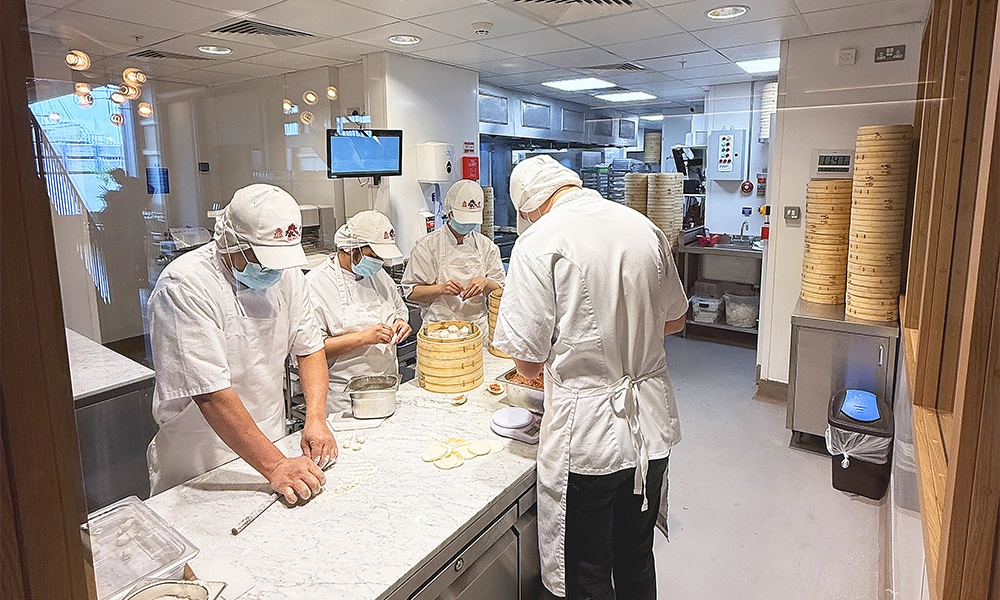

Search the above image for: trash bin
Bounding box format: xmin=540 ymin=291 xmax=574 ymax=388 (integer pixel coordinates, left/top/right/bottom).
xmin=826 ymin=389 xmax=894 ymax=500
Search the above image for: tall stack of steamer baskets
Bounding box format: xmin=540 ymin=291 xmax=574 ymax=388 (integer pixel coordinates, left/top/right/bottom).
xmin=799 ymin=124 xmax=913 ymax=323
xmin=624 ymin=172 xmax=684 ymax=247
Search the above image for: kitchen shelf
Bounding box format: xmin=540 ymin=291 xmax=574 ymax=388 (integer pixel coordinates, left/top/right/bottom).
xmin=686 ymin=319 xmax=758 ymax=335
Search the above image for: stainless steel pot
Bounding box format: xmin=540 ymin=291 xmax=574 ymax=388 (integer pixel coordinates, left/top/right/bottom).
xmin=497 ymin=368 xmax=544 ymax=414
xmin=345 ymin=374 xmax=401 ymax=419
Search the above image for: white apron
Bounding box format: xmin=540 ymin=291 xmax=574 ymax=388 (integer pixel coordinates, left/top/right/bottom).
xmin=325 ymin=264 xmax=398 ymax=415
xmin=537 ymin=360 xmax=672 ymax=597
xmin=423 ymin=235 xmax=489 ymax=334
xmin=147 ymin=286 xmax=290 ymax=495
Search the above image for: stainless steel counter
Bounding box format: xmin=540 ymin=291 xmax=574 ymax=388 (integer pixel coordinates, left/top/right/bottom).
xmin=790 ymin=299 xmax=900 ymax=338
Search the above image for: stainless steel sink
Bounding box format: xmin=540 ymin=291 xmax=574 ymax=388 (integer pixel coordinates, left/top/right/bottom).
xmin=715 ymin=242 xmax=755 ymax=250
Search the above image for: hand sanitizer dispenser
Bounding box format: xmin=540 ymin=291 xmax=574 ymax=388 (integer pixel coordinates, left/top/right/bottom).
xmin=416 ymin=142 xmax=455 ymax=183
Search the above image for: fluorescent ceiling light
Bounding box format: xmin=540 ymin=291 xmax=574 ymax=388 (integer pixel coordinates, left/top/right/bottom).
xmin=198 ymin=45 xmax=232 ymax=55
xmin=640 ymin=115 xmax=665 ymax=121
xmin=541 ymin=77 xmax=617 ymax=92
xmin=595 ymin=91 xmax=657 ymax=102
xmin=388 ymin=35 xmax=421 ymax=46
xmin=736 ymin=57 xmax=780 ymax=74
xmin=706 ymin=5 xmax=749 ymax=19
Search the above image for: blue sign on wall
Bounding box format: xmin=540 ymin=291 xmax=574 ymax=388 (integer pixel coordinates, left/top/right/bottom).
xmin=146 ymin=167 xmax=169 ymax=194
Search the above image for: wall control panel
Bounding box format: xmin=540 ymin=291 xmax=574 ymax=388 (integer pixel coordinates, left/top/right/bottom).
xmin=707 ymin=129 xmax=746 ymax=181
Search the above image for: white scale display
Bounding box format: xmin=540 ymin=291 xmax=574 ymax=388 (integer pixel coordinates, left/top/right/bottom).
xmin=717 ymin=134 xmax=734 ymax=173
xmin=810 ymin=149 xmax=855 ymax=179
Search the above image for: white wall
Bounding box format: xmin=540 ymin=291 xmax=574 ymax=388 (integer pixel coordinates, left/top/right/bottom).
xmin=703 ymin=82 xmax=771 ymax=236
xmin=356 ymin=52 xmax=479 ymax=257
xmin=759 ymin=22 xmax=925 ymax=384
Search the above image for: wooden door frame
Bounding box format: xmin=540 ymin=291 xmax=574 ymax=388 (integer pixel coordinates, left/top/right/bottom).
xmin=1 ymin=0 xmax=96 ymax=598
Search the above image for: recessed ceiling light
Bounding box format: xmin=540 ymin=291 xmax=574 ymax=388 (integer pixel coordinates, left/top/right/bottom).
xmin=198 ymin=45 xmax=232 ymax=55
xmin=542 ymin=77 xmax=617 ymax=92
xmin=388 ymin=35 xmax=421 ymax=46
xmin=737 ymin=57 xmax=780 ymax=74
xmin=706 ymin=5 xmax=749 ymax=20
xmin=640 ymin=115 xmax=665 ymax=121
xmin=326 ymin=86 xmax=339 ymax=100
xmin=595 ymin=91 xmax=657 ymax=103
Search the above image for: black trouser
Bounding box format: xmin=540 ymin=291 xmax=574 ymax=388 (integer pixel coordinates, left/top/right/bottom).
xmin=565 ymin=458 xmax=668 ymax=600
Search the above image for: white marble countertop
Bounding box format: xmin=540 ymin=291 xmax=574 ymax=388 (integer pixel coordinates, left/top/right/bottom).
xmin=66 ymin=328 xmax=155 ymax=404
xmin=144 ymin=350 xmax=538 ymax=600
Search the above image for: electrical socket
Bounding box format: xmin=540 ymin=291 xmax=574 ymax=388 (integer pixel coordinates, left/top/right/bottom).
xmin=784 ymin=206 xmax=801 ymax=221
xmin=838 ymin=48 xmax=857 ymax=66
xmin=874 ymin=45 xmax=906 ymax=63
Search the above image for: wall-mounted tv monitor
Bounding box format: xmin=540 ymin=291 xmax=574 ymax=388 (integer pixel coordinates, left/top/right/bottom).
xmin=326 ymin=129 xmax=402 ymax=179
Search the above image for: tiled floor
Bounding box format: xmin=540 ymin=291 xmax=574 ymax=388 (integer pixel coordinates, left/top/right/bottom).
xmin=654 ymin=336 xmax=881 ymax=600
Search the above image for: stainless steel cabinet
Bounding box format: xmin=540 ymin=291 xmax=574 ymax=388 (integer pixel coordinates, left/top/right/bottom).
xmin=787 ymin=300 xmax=899 ymax=439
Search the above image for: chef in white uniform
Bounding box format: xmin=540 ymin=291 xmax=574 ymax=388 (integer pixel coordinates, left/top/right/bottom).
xmin=401 ymin=180 xmax=504 ymax=334
xmin=147 ymin=184 xmax=336 ymax=504
xmin=492 ymin=156 xmax=688 ymax=600
xmin=305 ymin=210 xmax=410 ymax=416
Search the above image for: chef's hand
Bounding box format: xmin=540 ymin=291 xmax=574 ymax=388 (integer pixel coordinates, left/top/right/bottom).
xmin=363 ymin=322 xmax=394 ymax=346
xmin=266 ymin=456 xmax=326 ymax=504
xmin=391 ymin=318 xmax=412 ymax=344
xmin=440 ymin=279 xmax=464 ymax=296
xmin=301 ymin=420 xmax=338 ymax=469
xmin=461 ymin=277 xmax=490 ymax=300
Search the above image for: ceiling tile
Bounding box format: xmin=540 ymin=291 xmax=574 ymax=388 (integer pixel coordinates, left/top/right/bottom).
xmin=792 ymin=0 xmax=892 ymax=14
xmin=674 ymin=72 xmax=755 ymax=86
xmin=479 ymin=28 xmax=588 ymax=55
xmin=201 ymin=60 xmax=288 ymax=77
xmin=692 ymin=15 xmax=811 ymax=48
xmin=604 ymin=32 xmax=710 ymax=61
xmin=27 ymin=3 xmax=60 ymax=23
xmin=597 ymin=70 xmax=683 ymax=86
xmin=251 ymin=0 xmax=397 ymax=38
xmin=30 ymin=10 xmax=180 ymax=56
xmin=138 ymin=34 xmax=273 ymax=62
xmin=413 ymin=41 xmax=517 ymax=66
xmin=489 ymin=68 xmax=572 ymax=85
xmin=471 ymin=55 xmax=556 ymax=76
xmin=290 ymin=37 xmax=382 ymax=62
xmin=657 ymin=0 xmax=800 ymax=32
xmin=158 ymin=68 xmax=254 ymax=86
xmin=88 ymin=54 xmax=192 ymax=79
xmin=339 ymin=0 xmax=487 ymax=20
xmin=639 ymin=50 xmax=730 ymax=72
xmin=665 ymin=62 xmax=746 ymax=79
xmin=801 ymin=0 xmax=929 ymax=34
xmin=533 ymin=47 xmax=623 ymax=69
xmin=172 ymin=0 xmax=281 ymax=15
xmin=718 ymin=41 xmax=781 ymax=62
xmin=412 ymin=3 xmax=545 ymax=41
xmin=249 ymin=50 xmax=340 ymax=71
xmin=494 ymin=0 xmax=637 ymax=27
xmin=71 ymin=0 xmax=230 ymax=34
xmin=558 ymin=9 xmax=682 ymax=46
xmin=343 ymin=21 xmax=465 ymax=51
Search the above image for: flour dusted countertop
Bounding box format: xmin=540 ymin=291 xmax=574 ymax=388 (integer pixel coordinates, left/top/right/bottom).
xmin=144 ymin=350 xmax=538 ymax=600
xmin=66 ymin=328 xmax=155 ymax=406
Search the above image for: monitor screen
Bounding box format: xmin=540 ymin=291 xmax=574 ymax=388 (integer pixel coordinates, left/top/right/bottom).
xmin=327 ymin=129 xmax=402 ymax=179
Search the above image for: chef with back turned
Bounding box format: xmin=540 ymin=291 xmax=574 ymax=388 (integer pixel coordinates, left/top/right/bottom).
xmin=147 ymin=184 xmax=336 ymax=504
xmin=492 ymin=155 xmax=688 ymax=600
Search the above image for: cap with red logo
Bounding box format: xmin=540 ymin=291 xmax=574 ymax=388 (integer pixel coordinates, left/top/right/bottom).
xmin=213 ymin=184 xmax=308 ymax=270
xmin=334 ymin=210 xmax=403 ymax=260
xmin=445 ymin=180 xmax=484 ymax=225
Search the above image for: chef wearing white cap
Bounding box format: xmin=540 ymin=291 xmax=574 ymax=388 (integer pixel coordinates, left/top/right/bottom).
xmin=493 ymin=155 xmax=688 ymax=599
xmin=305 ymin=210 xmax=410 ymax=416
xmin=147 ymin=184 xmax=336 ymax=504
xmin=402 ymin=180 xmax=505 ymax=334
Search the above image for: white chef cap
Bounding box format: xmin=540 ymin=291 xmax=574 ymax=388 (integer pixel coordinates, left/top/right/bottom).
xmin=334 ymin=210 xmax=403 ymax=260
xmin=508 ymin=155 xmax=582 ymax=214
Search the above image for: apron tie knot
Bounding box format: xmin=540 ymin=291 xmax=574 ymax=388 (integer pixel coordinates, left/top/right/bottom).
xmin=609 ymin=366 xmax=664 ymax=512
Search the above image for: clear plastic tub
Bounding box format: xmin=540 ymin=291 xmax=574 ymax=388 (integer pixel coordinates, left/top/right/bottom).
xmin=723 ymin=292 xmax=759 ymax=328
xmin=88 ymin=496 xmax=198 ymax=600
xmin=690 ymin=295 xmax=724 ymax=323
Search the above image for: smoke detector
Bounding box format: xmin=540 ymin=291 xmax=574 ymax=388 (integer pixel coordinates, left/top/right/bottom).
xmin=472 ymin=21 xmax=493 ymax=36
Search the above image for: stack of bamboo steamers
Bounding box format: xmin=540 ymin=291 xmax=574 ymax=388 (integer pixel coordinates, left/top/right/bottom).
xmin=799 ymin=124 xmax=913 ymax=323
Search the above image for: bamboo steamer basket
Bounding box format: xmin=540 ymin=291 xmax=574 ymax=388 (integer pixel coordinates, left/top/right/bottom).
xmin=486 ymin=289 xmax=511 ymax=359
xmin=416 ymin=320 xmax=484 ymax=393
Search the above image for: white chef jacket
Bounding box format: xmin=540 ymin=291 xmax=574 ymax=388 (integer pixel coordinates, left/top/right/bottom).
xmin=305 ymin=256 xmax=408 ymax=414
xmin=401 ymin=226 xmax=505 ymax=333
xmin=492 ymin=188 xmax=688 ymax=596
xmin=146 ymin=244 xmax=325 ymax=495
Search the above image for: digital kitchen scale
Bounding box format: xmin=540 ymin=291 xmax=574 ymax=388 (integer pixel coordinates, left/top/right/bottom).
xmin=491 ymin=407 xmax=541 ymax=445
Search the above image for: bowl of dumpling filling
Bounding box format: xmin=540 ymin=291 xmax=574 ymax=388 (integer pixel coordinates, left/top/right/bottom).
xmin=499 ymin=368 xmax=544 ymax=414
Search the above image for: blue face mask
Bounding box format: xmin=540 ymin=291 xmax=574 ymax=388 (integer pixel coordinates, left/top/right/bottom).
xmin=234 ymin=261 xmax=282 ymax=289
xmin=449 ymin=218 xmax=478 ymax=235
xmin=351 ymin=252 xmax=384 ymax=278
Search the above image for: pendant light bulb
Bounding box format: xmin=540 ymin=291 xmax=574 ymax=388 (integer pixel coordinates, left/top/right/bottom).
xmin=66 ymin=49 xmax=91 ymax=71
xmin=137 ymin=102 xmax=153 ymax=118
xmin=326 ymin=86 xmax=338 ymax=101
xmin=282 ymin=98 xmax=293 ymax=114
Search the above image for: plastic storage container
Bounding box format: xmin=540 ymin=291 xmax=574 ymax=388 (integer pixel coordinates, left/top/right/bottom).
xmin=723 ymin=292 xmax=760 ymax=328
xmin=690 ymin=295 xmax=724 ymax=323
xmin=826 ymin=389 xmax=894 ymax=500
xmin=88 ymin=496 xmax=199 ymax=600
